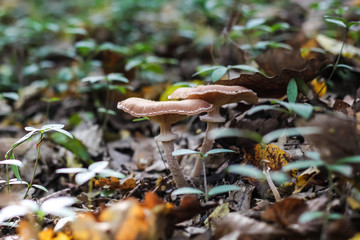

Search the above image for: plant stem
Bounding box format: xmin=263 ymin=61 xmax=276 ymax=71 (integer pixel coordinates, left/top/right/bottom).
xmin=320 ymin=168 xmax=333 ymax=240
xmin=191 ymin=122 xmax=218 ymax=178
xmin=6 ymin=164 xmax=9 ymax=194
xmin=316 ymin=27 xmax=348 ymax=98
xmin=88 ymin=178 xmax=93 ymax=207
xmin=161 ymin=140 xmax=189 ymax=188
xmin=24 ymin=133 xmax=43 ymax=199
xmin=202 ymin=157 xmax=208 ymax=202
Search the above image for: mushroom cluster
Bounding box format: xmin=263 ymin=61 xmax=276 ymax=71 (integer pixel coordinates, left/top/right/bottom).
xmin=117 ymin=84 xmax=257 ymax=187
xmin=168 ymin=85 xmax=258 ymax=178
xmin=117 ymin=97 xmax=213 ymax=187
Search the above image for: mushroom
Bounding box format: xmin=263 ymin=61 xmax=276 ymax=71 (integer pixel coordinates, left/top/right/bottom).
xmin=168 ymin=85 xmax=258 ymax=178
xmin=117 ymin=97 xmax=214 ymax=188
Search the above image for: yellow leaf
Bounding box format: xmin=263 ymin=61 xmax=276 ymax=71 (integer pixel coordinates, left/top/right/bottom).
xmin=311 ymin=78 xmax=326 ymax=97
xmin=347 ymin=196 xmax=360 ymax=210
xmin=293 ymin=166 xmax=320 ymax=194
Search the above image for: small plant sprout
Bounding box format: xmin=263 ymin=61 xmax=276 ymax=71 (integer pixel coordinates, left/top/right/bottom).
xmin=168 ymin=85 xmax=258 ymax=179
xmin=0 ymin=197 xmax=76 ymax=225
xmin=117 ymin=97 xmax=214 ymax=188
xmin=171 ymin=148 xmax=239 ymax=202
xmin=81 ymin=73 xmax=129 ymax=131
xmin=0 ymin=159 xmax=23 ymax=193
xmin=56 ymin=161 xmax=126 ymax=204
xmin=193 ymin=65 xmax=259 ymax=82
xmin=5 ymin=124 xmax=73 ymax=199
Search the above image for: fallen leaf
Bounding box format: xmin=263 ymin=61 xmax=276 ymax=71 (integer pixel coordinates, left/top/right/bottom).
xmin=311 ymin=78 xmax=327 ymax=97
xmin=94 ymin=177 xmax=136 ymax=191
xmin=204 ymin=203 xmax=230 ymax=229
xmin=216 ymin=50 xmax=326 ymax=98
xmin=293 ymin=166 xmax=320 ymax=194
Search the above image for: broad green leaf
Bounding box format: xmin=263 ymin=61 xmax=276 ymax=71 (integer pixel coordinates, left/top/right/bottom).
xmin=282 ymin=160 xmax=324 ymax=171
xmin=171 ymin=187 xmax=204 ymax=197
xmin=0 ymin=205 xmax=31 ymax=223
xmin=11 ymin=130 xmax=37 ymax=147
xmin=32 ymin=184 xmax=48 ymax=192
xmin=53 ymin=128 xmax=73 ymax=139
xmin=192 ymin=66 xmax=219 ymax=77
xmin=56 ymin=168 xmax=87 ymax=174
xmin=75 ymin=172 xmax=96 ymax=185
xmin=125 ymin=59 xmax=143 ymax=71
xmin=327 ymin=164 xmax=352 ymax=177
xmin=230 ymin=65 xmax=259 ymax=73
xmin=41 ymin=124 xmax=65 ymax=131
xmin=336 ymin=64 xmax=353 ymax=70
xmin=227 ymin=164 xmax=265 ymax=179
xmin=287 ymin=78 xmax=298 ymax=103
xmin=247 ymin=105 xmax=285 ymax=115
xmin=269 ymin=171 xmax=289 ymax=184
xmin=11 ymin=165 xmax=22 ymax=181
xmin=88 ymin=161 xmax=109 ymax=172
xmin=0 ymin=159 xmax=23 ymax=167
xmin=172 ymin=149 xmax=200 ymax=157
xmin=324 ymin=16 xmax=347 ymax=28
xmin=272 ymin=100 xmax=314 ymax=119
xmin=299 ymin=211 xmax=324 ymax=223
xmin=205 ymin=149 xmax=236 ymax=157
xmin=41 ymin=197 xmax=76 ymax=217
xmin=305 ymin=152 xmax=321 ymax=161
xmin=263 ymin=127 xmax=322 ymax=144
xmin=211 ymin=66 xmax=228 ymax=82
xmin=296 ymin=79 xmax=309 ymax=96
xmin=98 ymin=169 xmax=126 ymax=179
xmin=348 ymin=21 xmax=360 ymax=28
xmin=208 ymin=185 xmax=241 ymax=197
xmin=75 ymin=40 xmax=96 ymax=55
xmin=106 ymin=73 xmax=129 ymax=83
xmin=246 ymin=18 xmax=266 ymax=29
xmin=98 ymin=108 xmax=116 ymax=115
xmin=209 ymin=128 xmax=263 ymax=143
xmin=336 ymin=155 xmax=360 ymax=164
xmin=81 ymin=76 xmax=104 ymax=83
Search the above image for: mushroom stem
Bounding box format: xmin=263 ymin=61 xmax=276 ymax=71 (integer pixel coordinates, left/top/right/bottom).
xmin=262 ymin=160 xmax=281 ymax=202
xmin=161 ymin=140 xmax=189 ymax=188
xmin=191 ymin=121 xmax=219 ymax=178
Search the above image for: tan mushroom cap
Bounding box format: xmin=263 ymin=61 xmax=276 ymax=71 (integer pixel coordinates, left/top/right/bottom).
xmin=117 ymin=97 xmax=214 ymax=141
xmin=168 ymin=85 xmax=258 ymax=106
xmin=168 ymin=85 xmax=258 ymax=123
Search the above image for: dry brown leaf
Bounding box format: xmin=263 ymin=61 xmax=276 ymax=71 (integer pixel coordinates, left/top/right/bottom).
xmin=293 ymin=166 xmax=320 ymax=194
xmin=216 ymin=49 xmax=325 ymax=98
xmin=94 ymin=177 xmax=136 ymax=191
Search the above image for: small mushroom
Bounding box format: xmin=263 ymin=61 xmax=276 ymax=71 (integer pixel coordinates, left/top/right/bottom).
xmin=169 ymin=85 xmax=258 ymax=178
xmin=117 ymin=97 xmax=213 ymax=188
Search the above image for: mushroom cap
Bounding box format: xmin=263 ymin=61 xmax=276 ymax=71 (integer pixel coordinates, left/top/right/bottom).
xmin=117 ymin=97 xmax=213 ymax=124
xmin=168 ymin=85 xmax=258 ymax=107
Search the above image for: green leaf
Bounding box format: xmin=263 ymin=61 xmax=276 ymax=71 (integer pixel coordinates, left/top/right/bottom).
xmin=269 ymin=171 xmax=289 ymax=184
xmin=53 ymin=128 xmax=73 ymax=139
xmin=336 ymin=155 xmax=360 ymax=164
xmin=287 ymin=78 xmax=298 ymax=103
xmin=327 ymin=164 xmax=352 ymax=177
xmin=172 ymin=149 xmax=200 ymax=157
xmin=192 ymin=66 xmax=219 ymax=77
xmin=89 ymin=161 xmax=109 ymax=172
xmin=75 ymin=172 xmax=96 ymax=185
xmin=209 ymin=128 xmax=263 ymax=143
xmin=132 ymin=117 xmax=149 ymax=122
xmin=299 ymin=211 xmax=324 ymax=223
xmin=263 ymin=127 xmax=322 ymax=144
xmin=125 ymin=59 xmax=143 ymax=71
xmin=282 ymin=160 xmax=324 ymax=171
xmin=324 ymin=16 xmax=347 ymax=28
xmin=97 ymin=169 xmax=126 ymax=179
xmin=11 ymin=165 xmax=22 ymax=181
xmin=81 ymin=76 xmax=104 ymax=83
xmin=56 ymin=168 xmax=87 ymax=174
xmin=296 ymin=79 xmax=309 ymax=96
xmin=336 ymin=64 xmax=353 ymax=70
xmin=348 ymin=21 xmax=360 ymax=29
xmin=205 ymin=149 xmax=236 ymax=157
xmin=0 ymin=160 xmax=23 ymax=167
xmin=75 ymin=40 xmax=96 ymax=55
xmin=227 ymin=164 xmax=265 ymax=179
xmin=305 ymin=152 xmax=321 ymax=161
xmin=272 ymin=100 xmax=314 ymax=119
xmin=208 ymin=185 xmax=241 ymax=197
xmin=230 ymin=65 xmax=259 ymax=73
xmin=171 ymin=187 xmax=204 ymax=197
xmin=247 ymin=105 xmax=285 ymax=115
xmin=211 ymin=66 xmax=228 ymax=82
xmin=106 ymin=73 xmax=129 ymax=83
xmin=32 ymin=184 xmax=48 ymax=192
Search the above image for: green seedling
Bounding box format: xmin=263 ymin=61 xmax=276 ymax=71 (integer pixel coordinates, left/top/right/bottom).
xmin=282 ymin=153 xmax=360 ymax=240
xmin=0 ymin=197 xmax=76 ymax=227
xmin=316 ymin=15 xmax=360 ymax=97
xmin=0 ymin=159 xmax=23 ymax=194
xmin=5 ymin=124 xmax=73 ymax=199
xmin=41 ymin=97 xmax=61 ymax=122
xmin=56 ymin=161 xmax=126 ymax=205
xmin=172 ymin=148 xmax=239 ymax=202
xmin=193 ymin=64 xmax=259 ymax=82
xmin=82 ymin=73 xmax=129 ymax=131
xmin=248 ymin=99 xmax=321 ymax=119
